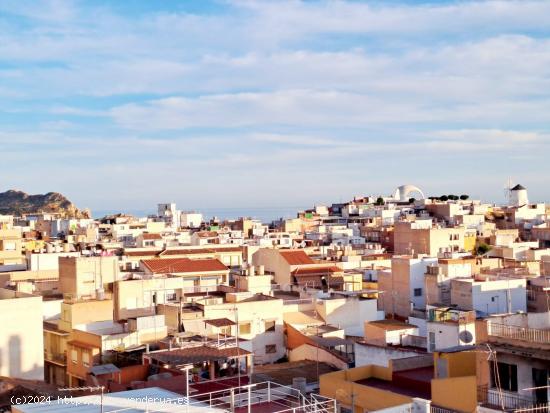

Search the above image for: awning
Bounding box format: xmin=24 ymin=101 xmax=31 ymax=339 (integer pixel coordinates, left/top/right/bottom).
xmin=204 ymin=318 xmax=236 ymax=328
xmin=90 ymin=364 xmax=120 ymax=376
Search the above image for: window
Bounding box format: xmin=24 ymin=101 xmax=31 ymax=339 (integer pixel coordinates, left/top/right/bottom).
xmin=3 ymin=241 xmax=16 ymax=251
xmin=428 ymin=332 xmax=436 ymax=352
xmin=71 ymin=349 xmax=78 ymax=364
xmin=491 ymin=362 xmax=518 ymax=392
xmin=265 ymin=345 xmax=277 ymax=354
xmin=414 ymin=288 xmax=423 ymax=297
xmin=264 ymin=320 xmax=276 ymax=332
xmin=239 ymin=323 xmax=251 ymax=334
xmin=82 ymin=352 xmax=90 ymax=368
xmin=165 ymin=292 xmax=177 ymax=302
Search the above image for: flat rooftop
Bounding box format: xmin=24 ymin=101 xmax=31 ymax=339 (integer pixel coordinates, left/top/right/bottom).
xmin=253 ymin=361 xmax=337 ymax=385
xmin=356 ymin=366 xmax=434 ymax=400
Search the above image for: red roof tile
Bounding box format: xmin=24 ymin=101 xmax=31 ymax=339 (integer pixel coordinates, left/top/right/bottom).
xmin=291 ymin=266 xmax=340 ymax=276
xmin=205 ymin=318 xmax=236 ymax=327
xmin=280 ymin=250 xmax=314 ymax=265
xmin=160 ymin=247 xmax=242 ymax=256
xmin=148 ymin=345 xmax=250 ymax=365
xmin=142 ymin=233 xmax=162 ymax=240
xmin=142 ymin=258 xmax=228 ymax=274
xmin=124 ymin=249 xmax=162 ymax=257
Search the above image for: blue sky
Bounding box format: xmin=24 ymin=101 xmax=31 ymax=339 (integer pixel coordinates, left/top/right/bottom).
xmin=1 ymin=0 xmax=550 ymax=212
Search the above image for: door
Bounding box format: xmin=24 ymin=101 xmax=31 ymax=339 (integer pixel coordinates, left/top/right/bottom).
xmin=532 ymin=368 xmax=548 ymax=404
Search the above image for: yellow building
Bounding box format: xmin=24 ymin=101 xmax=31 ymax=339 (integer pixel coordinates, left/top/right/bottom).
xmin=59 ymin=255 xmax=119 ymax=299
xmin=394 ymin=221 xmax=468 ymax=256
xmin=320 ymin=347 xmax=490 ymax=413
xmin=0 ymin=227 xmax=23 ymax=266
xmin=44 ymin=298 xmax=114 ymax=386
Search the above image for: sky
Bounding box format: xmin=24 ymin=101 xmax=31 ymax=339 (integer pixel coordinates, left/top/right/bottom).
xmin=1 ymin=0 xmax=550 ymax=213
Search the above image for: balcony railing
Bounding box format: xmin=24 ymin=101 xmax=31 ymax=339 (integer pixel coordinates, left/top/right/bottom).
xmin=44 ymin=350 xmax=67 ymax=365
xmin=431 ymin=406 xmax=461 ymax=413
xmin=488 ymin=323 xmax=550 ymax=345
xmin=401 ymin=334 xmax=427 ymax=349
xmin=478 ymin=385 xmax=536 ymax=411
xmin=514 ymin=405 xmax=550 ymax=413
xmin=283 ymin=298 xmax=314 ymax=305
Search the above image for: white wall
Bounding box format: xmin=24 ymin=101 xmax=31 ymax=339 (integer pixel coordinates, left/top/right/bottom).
xmin=410 ymin=258 xmax=438 ymax=310
xmin=472 ymin=279 xmax=527 ymax=315
xmin=427 ymin=321 xmax=476 ymax=352
xmin=408 ymin=316 xmax=427 ymax=337
xmin=27 ymin=251 xmax=80 ymax=271
xmin=354 ymin=342 xmax=421 ymax=367
xmin=42 ymin=299 xmax=63 ymax=320
xmin=0 ymin=290 xmax=44 ymax=380
xmin=316 ymin=298 xmax=382 ymax=336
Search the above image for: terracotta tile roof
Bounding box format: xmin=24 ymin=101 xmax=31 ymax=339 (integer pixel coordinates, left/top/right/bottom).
xmin=294 ymin=274 xmax=344 ymax=287
xmin=124 ymin=249 xmax=162 ymax=257
xmin=142 ymin=258 xmax=228 ymax=274
xmin=160 ymin=247 xmax=242 ymax=256
xmin=368 ymin=320 xmax=415 ymax=331
xmin=148 ymin=345 xmax=250 ymax=365
xmin=280 ymin=250 xmax=314 ymax=265
xmin=204 ymin=318 xmax=236 ymax=327
xmin=196 ymin=231 xmax=218 ymax=238
xmin=291 ymin=266 xmax=341 ymax=276
xmin=142 ymin=233 xmax=162 ymax=240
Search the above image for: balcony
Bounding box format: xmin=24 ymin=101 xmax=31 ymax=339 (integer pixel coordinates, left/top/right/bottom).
xmin=401 ymin=334 xmax=427 ymax=349
xmin=44 ymin=350 xmax=67 ymax=366
xmin=488 ymin=323 xmax=550 ymax=346
xmin=478 ymin=385 xmax=537 ymax=411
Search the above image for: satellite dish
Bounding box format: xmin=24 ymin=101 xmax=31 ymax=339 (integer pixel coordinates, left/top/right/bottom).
xmin=458 ymin=330 xmax=473 ymax=344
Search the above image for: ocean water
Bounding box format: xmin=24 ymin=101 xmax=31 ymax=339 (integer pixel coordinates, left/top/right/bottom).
xmin=93 ymin=206 xmax=306 ymax=224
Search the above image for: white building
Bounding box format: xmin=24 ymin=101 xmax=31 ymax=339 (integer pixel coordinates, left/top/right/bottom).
xmin=451 ymin=277 xmax=527 ymax=315
xmin=0 ymin=288 xmax=44 ymax=380
xmin=181 ymin=212 xmax=203 ymax=228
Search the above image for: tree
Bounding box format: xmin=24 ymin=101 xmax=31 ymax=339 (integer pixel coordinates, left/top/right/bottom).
xmin=448 ymin=194 xmax=459 ymax=201
xmin=439 ymin=195 xmax=449 ymax=201
xmin=375 ymin=197 xmax=385 ymax=206
xmin=477 ymin=243 xmax=491 ymax=256
xmin=409 ymin=197 xmax=416 ymax=204
xmin=460 ymin=194 xmax=469 ymax=200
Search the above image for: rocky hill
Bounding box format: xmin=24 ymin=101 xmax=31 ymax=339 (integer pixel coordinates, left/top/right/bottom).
xmin=0 ymin=190 xmax=90 ymax=218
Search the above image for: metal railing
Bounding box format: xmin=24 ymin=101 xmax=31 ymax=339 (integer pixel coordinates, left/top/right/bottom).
xmin=488 ymin=323 xmax=550 ymax=345
xmin=283 ymin=298 xmax=314 ymax=305
xmin=478 ymin=386 xmax=536 ymax=411
xmin=514 ymin=405 xmax=550 ymax=413
xmin=39 ymin=381 xmax=337 ymax=413
xmin=44 ymin=350 xmax=67 ymax=365
xmin=401 ymin=334 xmax=427 ymax=349
xmin=431 ymin=406 xmax=460 ymax=413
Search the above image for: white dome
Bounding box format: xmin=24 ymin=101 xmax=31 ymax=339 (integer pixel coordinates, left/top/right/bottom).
xmin=393 ymin=185 xmax=425 ymax=201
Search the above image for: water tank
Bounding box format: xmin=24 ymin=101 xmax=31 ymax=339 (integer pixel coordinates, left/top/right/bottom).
xmin=249 ymin=265 xmax=256 ymax=277
xmin=258 ymin=265 xmax=265 ymax=275
xmin=46 ymin=244 xmax=53 ymax=253
xmin=292 ymin=377 xmax=307 ymax=394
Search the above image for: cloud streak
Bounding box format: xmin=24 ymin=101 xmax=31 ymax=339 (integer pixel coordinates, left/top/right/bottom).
xmin=1 ymin=0 xmax=550 ymax=209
